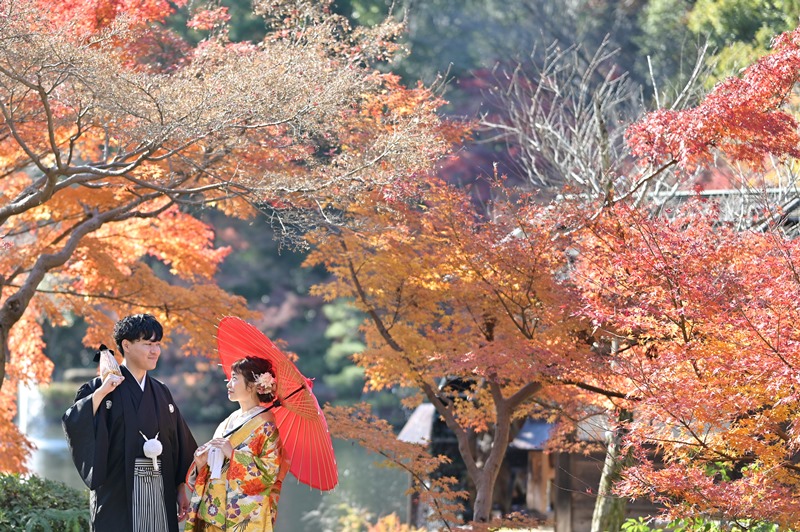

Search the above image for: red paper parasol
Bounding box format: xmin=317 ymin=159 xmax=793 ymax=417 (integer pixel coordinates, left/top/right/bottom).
xmin=216 ymin=316 xmax=338 ymax=491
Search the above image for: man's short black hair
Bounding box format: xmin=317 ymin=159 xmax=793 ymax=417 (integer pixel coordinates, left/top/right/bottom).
xmin=113 ymin=314 xmax=163 ymax=356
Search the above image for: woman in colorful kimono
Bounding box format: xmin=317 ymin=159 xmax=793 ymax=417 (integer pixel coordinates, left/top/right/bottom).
xmin=184 ymin=356 xmax=287 ymax=531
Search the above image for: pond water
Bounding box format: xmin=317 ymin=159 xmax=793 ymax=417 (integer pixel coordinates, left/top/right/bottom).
xmin=23 ymin=419 xmax=409 ymax=531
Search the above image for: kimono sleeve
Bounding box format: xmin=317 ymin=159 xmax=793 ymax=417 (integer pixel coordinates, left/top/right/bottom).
xmin=61 ymin=379 xmax=110 ymax=490
xmin=171 ymin=400 xmax=198 ymax=487
xmin=227 ymin=422 xmax=281 ymax=497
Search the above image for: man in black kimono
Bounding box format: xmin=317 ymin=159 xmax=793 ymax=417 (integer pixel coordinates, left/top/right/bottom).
xmin=63 ymin=314 xmax=198 ymax=532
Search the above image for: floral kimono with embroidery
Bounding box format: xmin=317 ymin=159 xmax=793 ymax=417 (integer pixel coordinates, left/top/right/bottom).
xmin=185 ymin=412 xmax=282 ymax=531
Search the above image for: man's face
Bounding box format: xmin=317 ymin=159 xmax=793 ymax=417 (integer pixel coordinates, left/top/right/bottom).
xmin=123 ymin=337 xmax=161 ymax=374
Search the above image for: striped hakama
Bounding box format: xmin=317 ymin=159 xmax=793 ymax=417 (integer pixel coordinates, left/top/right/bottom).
xmin=132 ymin=457 xmax=170 ymax=532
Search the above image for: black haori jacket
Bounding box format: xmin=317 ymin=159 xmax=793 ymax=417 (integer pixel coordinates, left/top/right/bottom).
xmin=62 ymin=366 xmax=197 ymax=532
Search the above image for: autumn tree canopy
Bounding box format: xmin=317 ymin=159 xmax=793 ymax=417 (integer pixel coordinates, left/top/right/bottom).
xmin=0 ymin=0 xmax=455 ymax=472
xmin=561 ymin=21 xmax=800 ymax=529
xmin=307 ymin=180 xmax=600 ymax=525
xmin=569 ymin=201 xmax=800 ymax=528
xmin=627 ymin=23 xmax=800 ymax=171
xmin=315 ymin=17 xmax=800 ymax=530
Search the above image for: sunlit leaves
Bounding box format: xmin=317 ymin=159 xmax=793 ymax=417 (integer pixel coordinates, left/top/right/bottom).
xmin=325 ymin=403 xmax=468 ymax=527
xmin=0 ymin=0 xmax=453 ymax=475
xmin=572 ymin=201 xmax=800 ymax=526
xmin=307 ymin=182 xmax=581 ymax=401
xmin=627 ymin=23 xmax=800 ymax=170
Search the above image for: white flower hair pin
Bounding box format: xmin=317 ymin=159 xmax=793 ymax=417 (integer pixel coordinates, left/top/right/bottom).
xmin=253 ymin=371 xmax=275 ymax=395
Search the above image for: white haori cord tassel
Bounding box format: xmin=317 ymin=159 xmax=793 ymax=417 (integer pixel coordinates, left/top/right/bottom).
xmin=140 ymin=431 xmax=163 ymax=471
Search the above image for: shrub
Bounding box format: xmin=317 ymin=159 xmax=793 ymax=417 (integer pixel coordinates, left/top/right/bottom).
xmin=0 ymin=474 xmax=89 ymax=531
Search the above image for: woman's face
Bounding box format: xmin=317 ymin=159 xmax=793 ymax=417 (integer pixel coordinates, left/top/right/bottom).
xmin=226 ymin=370 xmax=254 ymax=402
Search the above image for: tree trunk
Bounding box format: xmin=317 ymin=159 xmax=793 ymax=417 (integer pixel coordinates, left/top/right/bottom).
xmin=472 ymin=402 xmax=515 ymax=522
xmin=473 ymin=475 xmax=496 ymax=523
xmin=590 ymin=409 xmax=632 ymax=532
xmin=0 ymin=296 xmax=26 ymax=391
xmin=0 ymin=192 xmax=126 ymax=393
xmin=0 ymin=287 xmax=17 ymax=390
xmin=0 ymin=322 xmax=6 ymax=391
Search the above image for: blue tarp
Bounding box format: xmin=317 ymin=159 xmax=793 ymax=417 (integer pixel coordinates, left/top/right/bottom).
xmin=510 ymin=419 xmax=552 ymax=450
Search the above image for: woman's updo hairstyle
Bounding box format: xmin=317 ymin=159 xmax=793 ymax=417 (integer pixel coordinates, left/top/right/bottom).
xmin=231 ymin=356 xmax=277 ymax=403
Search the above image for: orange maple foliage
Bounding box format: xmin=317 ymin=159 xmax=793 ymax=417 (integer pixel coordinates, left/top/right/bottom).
xmin=306 ymin=17 xmax=800 ymax=529
xmin=0 ymin=0 xmax=454 ymax=473
xmin=611 ymin=20 xmax=800 ymax=526
xmin=42 ymin=0 xmax=186 ymax=33
xmin=312 ymin=176 xmax=800 ymax=527
xmin=307 ymin=180 xmax=593 ymax=524
xmin=571 ymin=201 xmax=800 ymax=527
xmin=325 ymin=404 xmax=468 ymax=528
xmin=627 ymin=25 xmax=800 ymax=170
